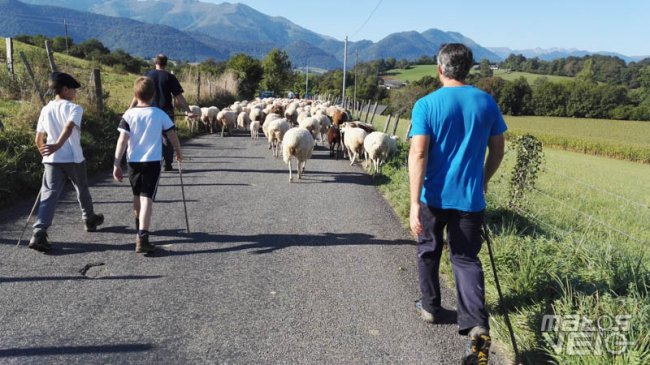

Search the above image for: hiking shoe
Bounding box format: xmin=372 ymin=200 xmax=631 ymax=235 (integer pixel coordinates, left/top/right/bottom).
xmin=84 ymin=213 xmax=104 ymax=232
xmin=135 ymin=234 xmax=155 ymax=254
xmin=28 ymin=231 xmax=51 ymax=252
xmin=415 ymin=299 xmax=436 ymax=323
xmin=462 ymin=328 xmax=491 ymax=365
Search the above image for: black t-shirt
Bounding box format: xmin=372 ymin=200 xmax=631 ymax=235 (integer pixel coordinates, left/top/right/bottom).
xmin=144 ymin=69 xmax=184 ymax=114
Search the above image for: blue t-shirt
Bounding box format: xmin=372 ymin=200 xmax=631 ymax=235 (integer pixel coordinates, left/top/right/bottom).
xmin=409 ymin=85 xmax=507 ymax=212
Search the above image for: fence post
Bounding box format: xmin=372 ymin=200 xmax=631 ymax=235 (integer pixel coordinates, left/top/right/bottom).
xmin=196 ymin=69 xmax=201 ymax=104
xmin=391 ymin=112 xmax=401 ymax=136
xmin=19 ymin=51 xmax=46 ymax=106
xmin=362 ymin=101 xmax=370 ymax=122
xmin=5 ymin=37 xmax=14 ymax=78
xmin=404 ymin=121 xmax=412 ymax=141
xmin=369 ymin=101 xmax=379 ymax=125
xmin=44 ymin=40 xmax=57 ymax=72
xmin=383 ymin=114 xmax=392 ymax=133
xmin=92 ymin=68 xmax=103 ymax=113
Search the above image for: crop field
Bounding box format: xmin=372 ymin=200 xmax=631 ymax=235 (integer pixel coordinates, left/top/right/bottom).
xmin=383 ymin=64 xmax=574 ymax=84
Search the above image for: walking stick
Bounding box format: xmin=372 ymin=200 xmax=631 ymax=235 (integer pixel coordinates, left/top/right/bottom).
xmin=483 ymin=222 xmax=521 ymax=364
xmin=16 ymin=191 xmax=42 ymax=246
xmin=178 ymin=161 xmax=190 ymax=234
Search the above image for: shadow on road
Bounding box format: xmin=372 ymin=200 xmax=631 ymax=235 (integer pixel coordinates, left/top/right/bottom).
xmin=145 ymin=229 xmax=414 ymax=257
xmin=0 ymin=343 xmax=153 ymax=357
xmin=0 ymin=275 xmax=163 ymax=283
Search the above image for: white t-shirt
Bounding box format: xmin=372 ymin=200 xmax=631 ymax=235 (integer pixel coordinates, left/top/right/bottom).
xmin=36 ymin=99 xmax=85 ymax=163
xmin=118 ymin=106 xmax=175 ymax=162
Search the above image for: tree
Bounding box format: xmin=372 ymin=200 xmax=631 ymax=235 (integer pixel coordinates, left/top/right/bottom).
xmin=227 ymin=53 xmax=263 ymax=100
xmin=261 ymin=48 xmax=293 ymax=95
xmin=531 ymin=78 xmax=569 ymax=116
xmin=475 ymin=77 xmax=506 ymax=102
xmin=498 ymin=77 xmax=533 ymax=116
xmin=479 ymin=59 xmax=493 ymax=78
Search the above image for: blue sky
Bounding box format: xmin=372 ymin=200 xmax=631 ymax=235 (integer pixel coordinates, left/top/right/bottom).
xmin=205 ymin=0 xmax=649 ymax=56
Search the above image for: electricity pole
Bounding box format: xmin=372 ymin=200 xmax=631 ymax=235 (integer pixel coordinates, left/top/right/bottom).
xmin=341 ymin=35 xmax=347 ymax=106
xmin=305 ymin=64 xmax=309 ymax=99
xmin=64 ymin=19 xmax=69 ymax=54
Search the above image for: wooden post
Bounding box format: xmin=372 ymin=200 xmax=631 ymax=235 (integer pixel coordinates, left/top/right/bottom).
xmin=196 ymin=68 xmax=201 ymax=104
xmin=392 ymin=112 xmax=401 ymax=136
xmin=208 ymin=79 xmax=212 ymax=99
xmin=404 ymin=121 xmax=412 ymax=141
xmin=5 ymin=37 xmax=14 ymax=78
xmin=92 ymin=68 xmax=103 ymax=113
xmin=369 ymin=101 xmax=379 ymax=125
xmin=383 ymin=114 xmax=392 ymax=133
xmin=44 ymin=40 xmax=57 ymax=72
xmin=19 ymin=51 xmax=46 ymax=106
xmin=363 ymin=101 xmax=370 ymax=122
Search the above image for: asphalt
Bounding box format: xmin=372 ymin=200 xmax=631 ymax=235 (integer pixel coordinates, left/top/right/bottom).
xmin=0 ymin=132 xmax=506 ymax=364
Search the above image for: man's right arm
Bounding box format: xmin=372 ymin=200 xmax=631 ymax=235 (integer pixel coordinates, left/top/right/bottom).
xmin=483 ymin=134 xmax=505 ymax=194
xmin=174 ymin=93 xmax=196 ymax=119
xmin=408 ymin=135 xmax=430 ymax=236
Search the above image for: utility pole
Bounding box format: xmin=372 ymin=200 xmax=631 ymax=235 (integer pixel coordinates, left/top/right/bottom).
xmin=305 ymin=64 xmax=309 ymax=99
xmin=353 ymin=50 xmax=358 ymax=115
xmin=341 ymin=35 xmax=347 ymax=106
xmin=64 ymin=19 xmax=69 ymax=54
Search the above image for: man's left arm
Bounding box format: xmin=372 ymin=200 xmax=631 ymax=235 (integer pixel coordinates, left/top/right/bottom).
xmin=483 ymin=134 xmax=505 ymax=194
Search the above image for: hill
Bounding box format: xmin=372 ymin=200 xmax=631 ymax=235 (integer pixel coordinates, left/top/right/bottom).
xmin=488 ymin=46 xmax=649 ymax=63
xmin=14 ymin=0 xmax=502 ymax=66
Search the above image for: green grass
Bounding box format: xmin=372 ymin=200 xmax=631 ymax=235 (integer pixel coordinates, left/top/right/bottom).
xmin=374 ymin=141 xmax=650 ymax=364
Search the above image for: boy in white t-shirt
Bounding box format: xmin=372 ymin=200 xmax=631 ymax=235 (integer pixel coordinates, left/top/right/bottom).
xmin=29 ymin=72 xmax=104 ymax=252
xmin=113 ymin=76 xmax=182 ymax=254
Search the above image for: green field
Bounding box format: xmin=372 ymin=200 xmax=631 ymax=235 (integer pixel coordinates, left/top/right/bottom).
xmin=365 ymin=113 xmax=650 ymax=164
xmin=383 ymin=65 xmax=574 ymax=85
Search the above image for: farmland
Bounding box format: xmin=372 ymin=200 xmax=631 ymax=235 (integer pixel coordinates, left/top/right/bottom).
xmin=383 ymin=64 xmax=574 ymax=84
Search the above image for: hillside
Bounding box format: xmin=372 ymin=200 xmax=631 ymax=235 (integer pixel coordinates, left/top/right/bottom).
xmin=14 ymin=0 xmax=502 ymax=66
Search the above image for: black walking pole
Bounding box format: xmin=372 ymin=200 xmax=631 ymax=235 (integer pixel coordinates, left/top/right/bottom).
xmin=178 ymin=161 xmax=190 ymax=234
xmin=16 ymin=191 xmax=41 ymax=246
xmin=483 ymin=222 xmax=522 ymax=364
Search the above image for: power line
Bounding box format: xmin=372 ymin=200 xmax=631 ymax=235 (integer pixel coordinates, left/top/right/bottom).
xmin=349 ymin=0 xmax=383 ymax=40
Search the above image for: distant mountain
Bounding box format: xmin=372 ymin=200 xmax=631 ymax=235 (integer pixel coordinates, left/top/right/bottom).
xmin=488 ymin=47 xmax=648 ymax=63
xmin=15 ymin=0 xmax=502 ymax=66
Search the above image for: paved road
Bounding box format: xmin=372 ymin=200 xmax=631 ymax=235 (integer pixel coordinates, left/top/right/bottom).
xmin=0 ymin=132 xmax=504 ymax=364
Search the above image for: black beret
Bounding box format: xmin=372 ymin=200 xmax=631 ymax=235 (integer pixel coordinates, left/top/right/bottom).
xmin=50 ymin=72 xmax=81 ymax=89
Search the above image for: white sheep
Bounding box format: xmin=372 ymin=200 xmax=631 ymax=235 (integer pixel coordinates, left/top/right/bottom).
xmin=266 ymin=118 xmax=291 ymax=157
xmin=216 ymin=109 xmax=237 ymax=137
xmin=262 ymin=113 xmax=282 ymax=139
xmin=282 ymin=127 xmax=314 ymax=182
xmin=250 ymin=120 xmax=261 ymax=140
xmin=313 ymin=112 xmax=332 ymax=144
xmin=298 ymin=116 xmax=320 ymax=141
xmin=237 ymin=111 xmax=251 ymax=131
xmin=187 ymin=105 xmax=202 ymax=133
xmin=363 ymin=132 xmax=395 ymax=176
xmin=341 ymin=124 xmax=368 ymax=166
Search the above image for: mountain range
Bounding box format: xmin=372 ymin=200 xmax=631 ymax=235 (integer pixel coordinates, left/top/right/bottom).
xmin=488 ymin=47 xmax=647 ymax=64
xmin=2 ymin=0 xmax=645 ymax=69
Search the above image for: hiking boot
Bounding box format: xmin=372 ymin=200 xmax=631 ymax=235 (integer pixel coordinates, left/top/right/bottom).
xmin=135 ymin=234 xmax=155 ymax=254
xmin=415 ymin=299 xmax=436 ymax=323
xmin=462 ymin=327 xmax=491 ymax=365
xmin=28 ymin=231 xmax=51 ymax=252
xmin=84 ymin=213 xmax=104 ymax=232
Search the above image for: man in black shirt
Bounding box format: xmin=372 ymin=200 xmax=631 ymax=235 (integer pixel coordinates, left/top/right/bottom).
xmin=131 ymin=54 xmax=195 ymax=171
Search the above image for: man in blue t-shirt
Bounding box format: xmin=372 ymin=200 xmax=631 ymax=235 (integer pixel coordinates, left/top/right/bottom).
xmin=408 ymin=43 xmax=506 ymax=365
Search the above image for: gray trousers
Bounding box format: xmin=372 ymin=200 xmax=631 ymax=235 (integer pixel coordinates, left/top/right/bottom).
xmin=33 ymin=162 xmax=95 ymax=233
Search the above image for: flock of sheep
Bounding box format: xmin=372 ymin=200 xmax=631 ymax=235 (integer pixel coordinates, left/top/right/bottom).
xmin=186 ymin=98 xmax=398 ymax=182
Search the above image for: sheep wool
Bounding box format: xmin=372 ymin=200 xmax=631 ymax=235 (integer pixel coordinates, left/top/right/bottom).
xmin=282 ymin=127 xmax=315 ymax=182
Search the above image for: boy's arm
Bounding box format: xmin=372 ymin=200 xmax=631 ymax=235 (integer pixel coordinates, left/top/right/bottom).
xmin=39 ymin=122 xmax=75 ymax=157
xmin=35 ymin=132 xmax=46 ymax=155
xmin=164 ymin=129 xmax=183 ymax=161
xmin=112 ymin=132 xmax=129 ymax=182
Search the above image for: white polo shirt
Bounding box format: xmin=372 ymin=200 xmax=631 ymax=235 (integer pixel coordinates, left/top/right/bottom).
xmin=118 ymin=106 xmax=175 ymax=163
xmin=36 ymin=99 xmax=85 ymax=163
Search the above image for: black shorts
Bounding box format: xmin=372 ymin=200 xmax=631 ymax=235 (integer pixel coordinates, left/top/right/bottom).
xmin=128 ymin=162 xmax=161 ymax=199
